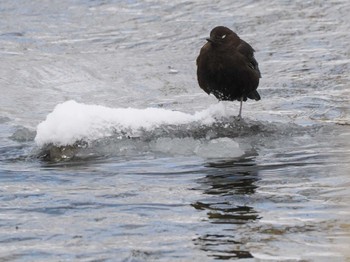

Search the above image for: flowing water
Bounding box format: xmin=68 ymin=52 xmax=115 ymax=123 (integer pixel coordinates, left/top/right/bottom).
xmin=1 ymin=0 xmax=350 ymax=261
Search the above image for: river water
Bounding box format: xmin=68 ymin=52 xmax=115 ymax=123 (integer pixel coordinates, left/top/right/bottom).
xmin=1 ymin=0 xmax=350 ymax=261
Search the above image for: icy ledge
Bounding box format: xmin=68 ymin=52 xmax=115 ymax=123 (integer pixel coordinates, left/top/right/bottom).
xmin=35 ymin=100 xmax=230 ymax=147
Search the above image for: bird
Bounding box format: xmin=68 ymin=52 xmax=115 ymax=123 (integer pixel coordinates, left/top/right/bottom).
xmin=196 ymin=26 xmax=261 ymax=119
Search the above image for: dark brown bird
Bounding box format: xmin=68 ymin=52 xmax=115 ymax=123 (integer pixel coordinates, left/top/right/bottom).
xmin=196 ymin=26 xmax=261 ymax=119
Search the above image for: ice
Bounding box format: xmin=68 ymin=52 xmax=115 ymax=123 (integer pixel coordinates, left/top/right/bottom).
xmin=35 ymin=100 xmax=229 ymax=147
xmin=150 ymin=137 xmax=201 ymax=156
xmin=151 ymin=137 xmax=244 ymax=159
xmin=10 ymin=127 xmax=36 ymax=142
xmin=195 ymin=138 xmax=244 ymax=159
xmin=34 ymin=100 xmax=248 ymax=160
xmin=34 ymin=100 xmax=315 ymax=161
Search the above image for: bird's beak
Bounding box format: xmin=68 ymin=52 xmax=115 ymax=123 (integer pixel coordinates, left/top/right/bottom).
xmin=206 ymin=37 xmax=215 ymax=43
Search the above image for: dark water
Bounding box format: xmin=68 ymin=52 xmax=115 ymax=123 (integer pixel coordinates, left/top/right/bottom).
xmin=1 ymin=0 xmax=350 ymax=261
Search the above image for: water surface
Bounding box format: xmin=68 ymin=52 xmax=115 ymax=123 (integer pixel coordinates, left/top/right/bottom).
xmin=1 ymin=0 xmax=350 ymax=261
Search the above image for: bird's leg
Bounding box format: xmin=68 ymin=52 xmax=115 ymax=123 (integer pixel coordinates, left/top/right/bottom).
xmin=237 ymin=97 xmax=243 ymax=120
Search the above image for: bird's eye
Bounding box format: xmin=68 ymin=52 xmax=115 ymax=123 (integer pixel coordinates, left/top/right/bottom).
xmin=221 ymin=34 xmax=226 ymax=39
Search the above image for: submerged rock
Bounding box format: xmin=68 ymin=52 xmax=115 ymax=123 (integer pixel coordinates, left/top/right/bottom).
xmin=38 ymin=141 xmax=88 ymax=162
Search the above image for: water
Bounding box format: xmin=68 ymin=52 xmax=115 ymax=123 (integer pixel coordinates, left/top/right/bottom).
xmin=1 ymin=0 xmax=350 ymax=261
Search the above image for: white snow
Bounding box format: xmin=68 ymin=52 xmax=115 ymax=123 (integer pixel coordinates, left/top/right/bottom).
xmin=35 ymin=100 xmax=228 ymax=146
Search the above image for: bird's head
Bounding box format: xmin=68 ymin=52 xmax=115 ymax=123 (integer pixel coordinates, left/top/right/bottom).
xmin=206 ymin=26 xmax=239 ymax=46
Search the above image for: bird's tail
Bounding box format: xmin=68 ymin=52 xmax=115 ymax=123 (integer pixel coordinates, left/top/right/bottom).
xmin=247 ymin=90 xmax=261 ymax=101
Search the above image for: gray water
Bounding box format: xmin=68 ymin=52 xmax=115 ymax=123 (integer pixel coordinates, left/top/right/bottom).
xmin=1 ymin=0 xmax=350 ymax=261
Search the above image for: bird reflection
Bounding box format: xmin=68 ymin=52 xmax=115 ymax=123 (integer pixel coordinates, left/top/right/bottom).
xmin=192 ymin=155 xmax=260 ymax=259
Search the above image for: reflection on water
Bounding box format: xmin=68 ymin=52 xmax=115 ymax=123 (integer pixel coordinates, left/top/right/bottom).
xmin=192 ymin=156 xmax=260 ymax=259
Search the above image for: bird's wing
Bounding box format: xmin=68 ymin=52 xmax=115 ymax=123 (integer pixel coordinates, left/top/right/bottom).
xmin=237 ymin=40 xmax=261 ymax=78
